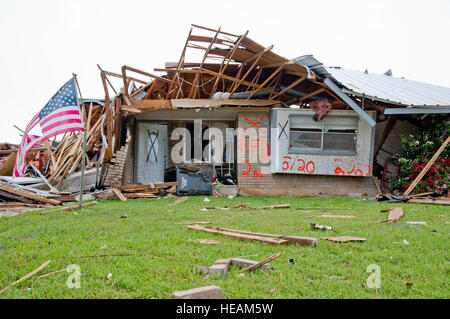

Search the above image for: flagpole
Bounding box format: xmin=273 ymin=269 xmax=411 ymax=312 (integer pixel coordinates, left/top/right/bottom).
xmin=73 ymin=73 xmax=87 ymax=210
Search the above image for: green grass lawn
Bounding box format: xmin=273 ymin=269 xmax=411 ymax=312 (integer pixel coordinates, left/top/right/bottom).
xmin=0 ymin=195 xmax=448 ymax=299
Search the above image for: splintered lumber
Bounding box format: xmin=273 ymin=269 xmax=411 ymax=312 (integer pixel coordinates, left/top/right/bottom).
xmin=39 ymin=201 xmax=98 ymax=215
xmin=242 ymin=253 xmax=282 ymax=272
xmin=211 ymin=227 xmax=284 ymax=238
xmin=0 ymin=190 xmax=35 ymax=204
xmin=123 ymin=193 xmax=159 ymax=199
xmin=112 ymin=188 xmax=127 ymax=201
xmin=0 ymin=260 xmax=51 ymax=295
xmin=322 ymin=236 xmax=366 ymax=243
xmin=0 ymin=186 xmax=61 ymax=206
xmin=121 ymin=184 xmax=151 ymax=192
xmin=404 ymin=135 xmax=450 ymax=196
xmin=408 ymin=199 xmax=450 ymax=206
xmin=379 ymin=207 xmax=404 ymax=224
xmin=185 ymin=225 xmax=288 ymax=245
xmin=170 ymin=196 xmax=188 ymax=206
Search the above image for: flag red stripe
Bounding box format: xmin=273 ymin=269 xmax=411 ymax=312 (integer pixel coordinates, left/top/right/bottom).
xmin=40 ymin=110 xmax=81 ymax=126
xmin=42 ymin=119 xmax=82 ymax=133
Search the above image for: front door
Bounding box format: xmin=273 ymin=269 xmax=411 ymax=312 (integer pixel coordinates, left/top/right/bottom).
xmin=136 ymin=123 xmax=168 ymax=184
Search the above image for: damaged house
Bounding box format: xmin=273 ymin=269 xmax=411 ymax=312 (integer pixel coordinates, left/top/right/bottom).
xmin=90 ymin=25 xmax=450 ymax=197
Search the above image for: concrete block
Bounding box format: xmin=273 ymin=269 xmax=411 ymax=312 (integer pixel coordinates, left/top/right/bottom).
xmin=172 ymin=285 xmax=223 ymax=299
xmin=208 ymin=263 xmax=229 ymax=277
xmin=283 ymin=236 xmax=318 ymax=247
xmin=214 ymin=259 xmax=231 ymax=265
xmin=229 ymin=258 xmax=271 ymax=271
xmin=196 ymin=266 xmax=210 ymax=275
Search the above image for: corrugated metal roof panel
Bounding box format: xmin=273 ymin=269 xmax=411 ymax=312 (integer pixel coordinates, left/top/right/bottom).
xmin=325 ymin=67 xmax=450 ymax=107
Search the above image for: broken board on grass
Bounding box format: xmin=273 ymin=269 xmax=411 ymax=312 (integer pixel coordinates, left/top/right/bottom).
xmin=321 ymin=236 xmax=367 ymax=243
xmin=185 ymin=225 xmax=318 ymax=246
xmin=379 ymin=207 xmax=404 ymax=224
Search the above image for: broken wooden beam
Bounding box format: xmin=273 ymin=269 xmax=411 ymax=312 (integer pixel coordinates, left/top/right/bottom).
xmin=379 ymin=207 xmax=404 ymax=224
xmin=0 ymin=186 xmax=61 ymax=206
xmin=185 ymin=225 xmax=288 ymax=245
xmin=0 ymin=260 xmax=51 ymax=295
xmin=242 ymin=253 xmax=281 ymax=272
xmin=112 ymin=188 xmax=127 ymax=201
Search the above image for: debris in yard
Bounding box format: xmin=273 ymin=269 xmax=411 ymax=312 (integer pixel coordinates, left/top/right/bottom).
xmin=177 ymin=221 xmax=211 ymax=225
xmin=311 ymin=223 xmax=332 ymax=230
xmin=318 ymin=214 xmax=357 ymax=219
xmin=208 ymin=263 xmax=229 ymax=278
xmin=0 ymin=185 xmax=61 ymax=206
xmin=321 ymin=236 xmax=367 ymax=243
xmin=406 ymin=221 xmax=427 ymax=226
xmin=0 ymin=259 xmax=51 ymax=295
xmin=0 ymin=246 xmax=6 ymax=252
xmin=37 ymin=269 xmax=65 ymax=279
xmin=242 ymin=253 xmax=281 ymax=272
xmin=112 ymin=188 xmax=127 ymax=201
xmin=402 ymin=239 xmax=410 ymax=246
xmin=196 ymin=238 xmax=222 ymax=245
xmin=170 ymin=196 xmax=188 ymax=206
xmin=172 ymin=285 xmax=223 ymax=299
xmin=39 ymin=201 xmax=98 ymax=215
xmin=107 ymin=272 xmax=112 ymax=284
xmin=203 ymin=197 xmax=211 ymax=202
xmin=203 ymin=203 xmax=290 ymax=210
xmin=288 ymin=259 xmax=294 ymax=265
xmin=230 ymin=258 xmax=272 ymax=271
xmin=406 ymin=282 xmax=413 ymax=288
xmin=196 ymin=266 xmax=210 ymax=275
xmin=123 ymin=193 xmax=159 ymax=199
xmin=269 ymin=287 xmax=277 ymax=294
xmin=376 ymin=195 xmax=409 ymax=203
xmin=408 ymin=198 xmax=450 ymax=206
xmin=186 ymin=224 xmax=318 ymax=247
xmin=379 ymin=207 xmax=404 ymax=224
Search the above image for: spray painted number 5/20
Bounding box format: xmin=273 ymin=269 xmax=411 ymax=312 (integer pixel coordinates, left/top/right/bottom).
xmin=282 ymin=156 xmax=315 ymax=174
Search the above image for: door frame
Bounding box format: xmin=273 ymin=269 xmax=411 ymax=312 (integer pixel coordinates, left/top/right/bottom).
xmin=134 ymin=120 xmax=169 ymax=184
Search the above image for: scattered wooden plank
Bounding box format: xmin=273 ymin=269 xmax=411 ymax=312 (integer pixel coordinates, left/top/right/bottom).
xmin=379 ymin=207 xmax=404 ymax=223
xmin=322 ymin=236 xmax=366 ymax=243
xmin=39 ymin=201 xmax=98 ymax=215
xmin=177 ymin=221 xmax=211 ymax=225
xmin=112 ymin=188 xmax=127 ymax=201
xmin=121 ymin=184 xmax=151 ymax=192
xmin=36 ymin=269 xmax=65 ymax=279
xmin=211 ymin=227 xmax=284 ymax=238
xmin=0 ymin=189 xmax=35 ymax=204
xmin=242 ymin=253 xmax=282 ymax=272
xmin=408 ymin=199 xmax=450 ymax=206
xmin=0 ymin=186 xmax=61 ymax=206
xmin=404 ymin=135 xmax=450 ymax=196
xmin=185 ymin=225 xmax=288 ymax=245
xmin=0 ymin=260 xmax=51 ymax=295
xmin=170 ymin=196 xmax=188 ymax=206
xmin=123 ymin=193 xmax=159 ymax=199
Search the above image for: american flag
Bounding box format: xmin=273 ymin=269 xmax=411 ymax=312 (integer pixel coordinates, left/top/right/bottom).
xmin=13 ymin=78 xmax=85 ymax=177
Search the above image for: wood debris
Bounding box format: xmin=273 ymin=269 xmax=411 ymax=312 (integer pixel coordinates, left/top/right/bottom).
xmin=321 ymin=236 xmax=367 ymax=242
xmin=203 ymin=203 xmax=290 ymax=210
xmin=185 ymin=224 xmax=318 ymax=246
xmin=0 ymin=260 xmax=51 ymax=295
xmin=379 ymin=207 xmax=404 ymax=223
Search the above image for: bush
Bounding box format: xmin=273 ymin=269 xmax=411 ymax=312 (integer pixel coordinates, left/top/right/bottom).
xmin=390 ymin=116 xmax=450 ymax=194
